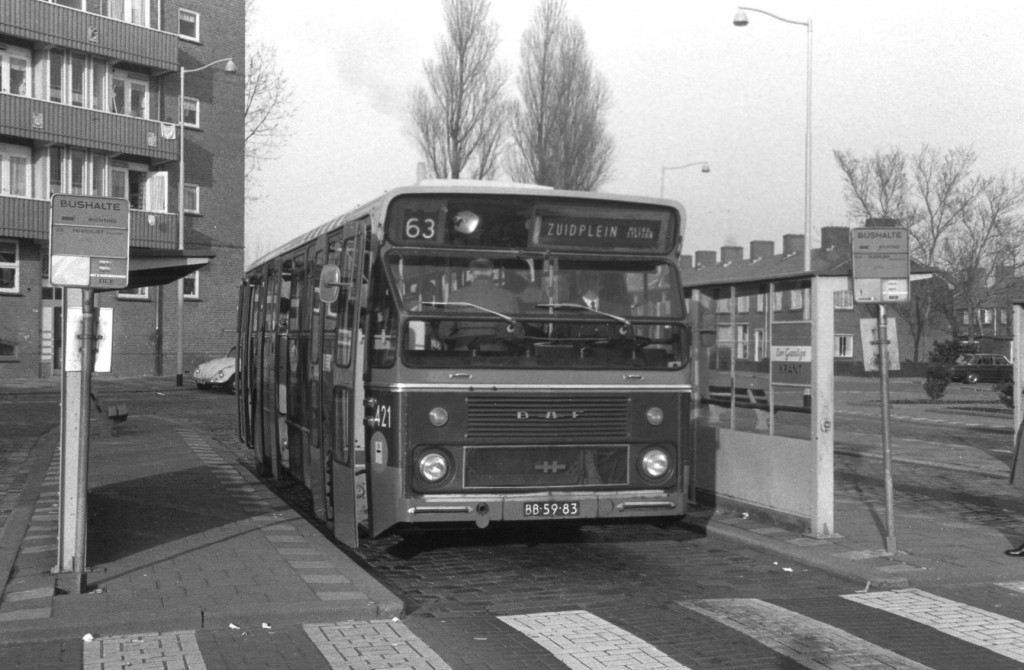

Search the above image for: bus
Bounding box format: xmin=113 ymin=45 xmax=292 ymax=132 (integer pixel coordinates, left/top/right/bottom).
xmin=237 ymin=182 xmax=692 ymax=547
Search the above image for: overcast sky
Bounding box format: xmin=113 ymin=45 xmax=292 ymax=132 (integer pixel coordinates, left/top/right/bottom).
xmin=245 ymin=1 xmax=1024 ymax=266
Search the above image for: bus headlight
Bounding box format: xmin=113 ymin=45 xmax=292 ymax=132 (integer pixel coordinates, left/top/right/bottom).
xmin=429 ymin=407 xmax=449 ymax=426
xmin=645 ymin=406 xmax=664 ymax=426
xmin=418 ymin=452 xmax=450 ymax=483
xmin=641 ymin=448 xmax=670 ymax=478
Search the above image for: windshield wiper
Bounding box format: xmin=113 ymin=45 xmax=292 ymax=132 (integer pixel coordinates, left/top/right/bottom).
xmin=537 ymin=302 xmax=632 ymax=332
xmin=423 ymin=301 xmax=519 ymax=334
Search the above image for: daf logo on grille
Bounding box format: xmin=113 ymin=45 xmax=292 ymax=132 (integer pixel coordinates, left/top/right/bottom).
xmin=515 ymin=410 xmax=583 ymax=420
xmin=535 ymin=461 xmax=567 ymax=473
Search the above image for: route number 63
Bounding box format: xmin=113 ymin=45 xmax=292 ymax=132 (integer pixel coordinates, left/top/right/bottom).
xmin=405 ymin=217 xmax=437 ymax=240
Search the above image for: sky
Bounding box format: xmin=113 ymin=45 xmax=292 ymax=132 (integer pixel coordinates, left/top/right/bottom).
xmin=244 ymin=1 xmax=1024 ymax=267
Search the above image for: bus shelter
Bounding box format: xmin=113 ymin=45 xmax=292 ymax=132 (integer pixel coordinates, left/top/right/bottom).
xmin=683 ymin=238 xmax=842 ymax=538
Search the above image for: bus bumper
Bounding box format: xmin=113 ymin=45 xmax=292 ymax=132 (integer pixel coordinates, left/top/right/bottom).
xmin=404 ymin=491 xmax=685 ymax=528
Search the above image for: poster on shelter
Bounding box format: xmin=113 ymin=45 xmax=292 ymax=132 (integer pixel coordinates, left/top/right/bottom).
xmin=859 ymin=317 xmax=901 ymax=372
xmin=771 ymin=322 xmax=811 ymax=385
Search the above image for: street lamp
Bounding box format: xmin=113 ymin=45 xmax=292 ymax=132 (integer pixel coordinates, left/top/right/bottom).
xmin=660 ymin=162 xmax=710 ymax=198
xmin=733 ymin=6 xmax=813 ymax=272
xmin=176 ymin=57 xmax=236 ymax=386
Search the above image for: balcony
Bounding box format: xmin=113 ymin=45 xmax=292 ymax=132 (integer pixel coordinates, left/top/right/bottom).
xmin=0 ymin=94 xmax=178 ymax=163
xmin=2 ymin=0 xmax=178 ymax=73
xmin=0 ymin=196 xmax=178 ymax=249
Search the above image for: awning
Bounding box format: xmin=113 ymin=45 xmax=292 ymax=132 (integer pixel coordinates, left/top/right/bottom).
xmin=123 ymin=248 xmax=215 ymax=289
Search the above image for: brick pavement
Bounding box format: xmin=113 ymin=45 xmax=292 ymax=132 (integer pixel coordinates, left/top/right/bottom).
xmin=2 ymin=375 xmax=1024 ymax=668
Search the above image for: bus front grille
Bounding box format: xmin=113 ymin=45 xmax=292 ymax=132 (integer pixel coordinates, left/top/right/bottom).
xmin=465 ymin=445 xmax=628 ymax=488
xmin=466 ymin=395 xmax=630 ymax=440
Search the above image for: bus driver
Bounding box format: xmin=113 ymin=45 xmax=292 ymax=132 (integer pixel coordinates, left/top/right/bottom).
xmin=439 ymin=258 xmax=519 ymax=349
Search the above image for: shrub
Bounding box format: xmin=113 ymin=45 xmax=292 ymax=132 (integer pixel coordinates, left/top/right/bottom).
xmin=923 ymin=361 xmax=951 ymax=400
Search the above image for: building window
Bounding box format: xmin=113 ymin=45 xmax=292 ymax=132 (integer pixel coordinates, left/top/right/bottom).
xmin=834 ymin=289 xmax=854 ymax=310
xmin=772 ymin=287 xmax=784 ymax=312
xmin=735 ymin=323 xmax=749 ymax=359
xmin=117 ymin=286 xmax=149 ymax=300
xmin=753 ymin=328 xmax=765 ymax=361
xmin=736 ymin=294 xmax=750 ymax=313
xmin=755 ymin=286 xmax=766 ymax=313
xmin=0 ymin=239 xmax=20 ymax=293
xmin=961 ymin=309 xmax=969 ymax=325
xmin=184 ymin=184 xmax=200 ymax=213
xmin=0 ymin=44 xmax=31 ymax=96
xmin=1001 ymin=308 xmax=1010 ymax=325
xmin=790 ymin=288 xmax=803 ymax=311
xmin=179 ymin=9 xmax=200 ymax=40
xmin=110 ymin=69 xmax=149 ymax=118
xmin=715 ymin=289 xmax=731 ymax=314
xmin=184 ymin=272 xmax=199 ymax=299
xmin=835 ymin=334 xmax=854 ymax=358
xmin=979 ymin=308 xmax=993 ymax=325
xmin=182 ymin=97 xmax=199 ymax=127
xmin=0 ymin=144 xmax=31 ymax=197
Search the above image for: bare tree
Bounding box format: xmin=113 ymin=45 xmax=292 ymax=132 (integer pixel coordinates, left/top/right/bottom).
xmin=245 ymin=0 xmax=294 ymax=200
xmin=833 ymin=145 xmax=1024 ymax=358
xmin=410 ymin=0 xmax=509 ymax=180
xmin=508 ymin=0 xmax=614 ymax=191
xmin=939 ymin=172 xmax=1024 ymax=340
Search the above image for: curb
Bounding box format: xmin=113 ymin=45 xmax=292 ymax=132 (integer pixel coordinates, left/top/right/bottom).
xmin=680 ymin=513 xmax=911 ymax=591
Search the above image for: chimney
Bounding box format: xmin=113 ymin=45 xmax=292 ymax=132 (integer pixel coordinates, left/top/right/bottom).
xmin=720 ymin=246 xmax=743 ymax=264
xmin=694 ymin=250 xmax=717 ymax=268
xmin=782 ymin=234 xmax=804 ymax=257
xmin=750 ymin=240 xmax=775 ymax=260
xmin=820 ymin=226 xmax=851 ymax=255
xmin=679 ymin=254 xmax=693 ymax=270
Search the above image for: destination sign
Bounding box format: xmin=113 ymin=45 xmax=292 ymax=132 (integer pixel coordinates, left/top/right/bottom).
xmin=535 ymin=217 xmax=664 ymax=250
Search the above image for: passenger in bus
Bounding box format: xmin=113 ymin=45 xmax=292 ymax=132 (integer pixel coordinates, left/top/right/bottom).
xmin=570 ymin=272 xmax=629 ymax=340
xmin=438 ymin=258 xmax=519 ymax=349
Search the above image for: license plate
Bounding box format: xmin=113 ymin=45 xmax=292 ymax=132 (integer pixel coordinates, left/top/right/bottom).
xmin=524 ymin=502 xmax=580 ymax=518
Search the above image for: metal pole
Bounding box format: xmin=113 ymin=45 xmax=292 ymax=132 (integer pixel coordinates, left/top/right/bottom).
xmin=76 ymin=289 xmax=94 ymax=578
xmin=804 ymin=18 xmax=813 ymax=273
xmin=878 ymin=304 xmax=896 ymax=554
xmin=176 ymin=65 xmax=185 ymax=386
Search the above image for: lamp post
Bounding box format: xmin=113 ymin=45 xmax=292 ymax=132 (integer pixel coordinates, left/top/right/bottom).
xmin=660 ymin=162 xmax=710 ymax=198
xmin=176 ymin=57 xmax=236 ymax=386
xmin=733 ymin=6 xmax=812 ymax=272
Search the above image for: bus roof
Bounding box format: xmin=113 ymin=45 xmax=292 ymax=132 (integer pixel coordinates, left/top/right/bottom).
xmin=246 ymin=181 xmax=686 ymax=272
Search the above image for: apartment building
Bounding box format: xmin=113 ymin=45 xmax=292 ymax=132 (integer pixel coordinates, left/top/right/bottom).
xmin=0 ymin=0 xmax=245 ymax=379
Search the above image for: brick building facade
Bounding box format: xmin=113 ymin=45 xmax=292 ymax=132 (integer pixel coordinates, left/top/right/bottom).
xmin=0 ymin=0 xmax=245 ymax=379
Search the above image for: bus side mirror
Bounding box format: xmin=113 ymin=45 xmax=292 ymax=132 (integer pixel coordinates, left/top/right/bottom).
xmin=319 ymin=264 xmax=343 ymax=304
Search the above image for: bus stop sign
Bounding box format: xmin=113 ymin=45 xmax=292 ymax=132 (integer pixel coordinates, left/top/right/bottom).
xmin=50 ymin=195 xmax=130 ymax=289
xmin=851 ymin=226 xmax=910 ymax=303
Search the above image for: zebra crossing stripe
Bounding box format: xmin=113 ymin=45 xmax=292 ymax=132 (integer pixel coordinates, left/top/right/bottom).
xmin=498 ymin=610 xmax=689 ymax=669
xmin=304 ymin=620 xmax=452 ymax=669
xmin=682 ymin=598 xmax=932 ymax=669
xmin=844 ymin=587 xmax=1024 ymax=662
xmin=83 ymin=630 xmax=206 ymax=669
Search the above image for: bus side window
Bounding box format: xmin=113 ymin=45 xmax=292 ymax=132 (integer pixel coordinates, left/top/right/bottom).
xmin=335 ymin=238 xmax=357 ymax=367
xmin=369 ymin=262 xmax=397 ymax=367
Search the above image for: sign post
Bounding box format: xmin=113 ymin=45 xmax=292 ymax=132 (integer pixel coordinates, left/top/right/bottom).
xmin=49 ymin=195 xmax=129 ymax=592
xmin=851 ymin=220 xmax=910 ymax=555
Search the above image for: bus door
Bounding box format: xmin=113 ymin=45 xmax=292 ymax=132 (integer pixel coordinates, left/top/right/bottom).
xmin=237 ymin=278 xmax=253 ymax=445
xmin=259 ymin=265 xmax=282 ymax=477
xmin=283 ymin=251 xmax=311 ymax=483
xmin=323 ymin=220 xmax=369 ymax=547
xmin=308 ymin=244 xmax=328 ymax=522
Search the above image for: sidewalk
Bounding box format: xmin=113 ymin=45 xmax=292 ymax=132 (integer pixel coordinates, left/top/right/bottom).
xmin=0 ymin=376 xmax=402 ymax=644
xmin=1 ymin=374 xmax=1023 ymax=645
xmin=685 ymin=378 xmax=1024 ymax=590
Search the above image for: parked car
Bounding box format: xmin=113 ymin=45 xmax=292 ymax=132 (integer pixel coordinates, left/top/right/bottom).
xmin=948 ymin=353 xmax=1013 ymax=384
xmin=192 ymin=346 xmax=236 ymax=392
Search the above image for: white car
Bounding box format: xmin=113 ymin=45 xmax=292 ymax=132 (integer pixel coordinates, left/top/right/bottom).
xmin=192 ymin=346 xmax=236 ymax=392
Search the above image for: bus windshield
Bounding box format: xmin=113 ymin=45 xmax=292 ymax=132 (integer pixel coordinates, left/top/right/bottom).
xmin=387 ymin=252 xmax=688 ymax=370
